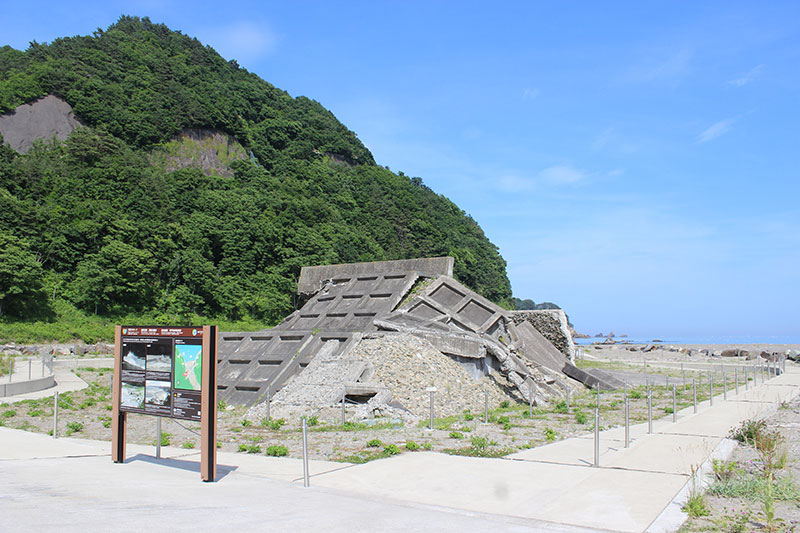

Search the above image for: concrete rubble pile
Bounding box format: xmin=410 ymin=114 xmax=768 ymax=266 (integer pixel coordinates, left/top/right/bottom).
xmin=216 ymin=257 xmax=618 ymax=422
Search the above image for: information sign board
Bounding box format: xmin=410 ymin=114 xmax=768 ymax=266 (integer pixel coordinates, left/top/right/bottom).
xmin=119 ymin=327 xmax=205 ymax=421
xmin=112 ymin=325 xmax=217 ymax=482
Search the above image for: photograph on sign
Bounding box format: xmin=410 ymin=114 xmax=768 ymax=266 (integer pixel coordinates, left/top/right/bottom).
xmin=122 ymin=344 xmax=146 ymax=371
xmin=121 ymin=382 xmax=145 ymax=409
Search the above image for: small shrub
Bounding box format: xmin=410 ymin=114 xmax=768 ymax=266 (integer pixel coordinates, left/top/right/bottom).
xmin=230 ymin=427 xmax=242 ymax=433
xmin=470 ymin=435 xmax=488 ymax=450
xmin=629 ymin=390 xmax=643 ymax=399
xmin=383 ymin=444 xmax=400 ymax=456
xmin=449 ymin=431 xmax=464 ymax=439
xmin=366 ymin=439 xmax=383 ymax=448
xmin=729 ymin=418 xmax=767 ymax=444
xmin=544 ymin=427 xmax=556 ymax=441
xmin=263 ymin=418 xmax=286 ymax=430
xmin=497 ymin=415 xmax=510 ymax=425
xmin=463 ymin=410 xmax=474 ymax=421
xmin=682 ymin=493 xmax=709 ymax=517
xmin=553 ymin=400 xmax=568 ymax=414
xmin=28 ymin=409 xmax=43 ymax=417
xmin=66 ymin=421 xmax=83 ymax=435
xmin=2 ymin=409 xmax=16 ymax=418
xmin=244 ymin=444 xmax=261 ymax=454
xmin=241 ymin=419 xmax=251 ymax=427
xmin=307 ymin=415 xmax=319 ymax=426
xmin=217 ymin=400 xmax=227 ymax=410
xmin=158 ymin=431 xmax=171 ymax=446
xmin=714 ymin=507 xmax=752 ymax=533
xmin=712 ymin=459 xmax=738 ymax=482
xmin=238 ymin=444 xmax=248 ymax=452
xmin=266 ymin=445 xmax=289 ymax=457
xmin=575 ymin=411 xmax=588 ymax=424
xmin=499 ymin=400 xmax=510 ymax=409
xmin=663 ymin=407 xmax=674 ymax=414
xmin=422 ymin=442 xmax=433 ymax=451
xmin=405 ymin=441 xmax=420 ymax=451
xmin=181 ymin=442 xmax=195 ymax=449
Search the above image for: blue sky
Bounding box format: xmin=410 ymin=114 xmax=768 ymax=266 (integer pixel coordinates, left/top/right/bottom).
xmin=2 ymin=1 xmax=799 ymax=338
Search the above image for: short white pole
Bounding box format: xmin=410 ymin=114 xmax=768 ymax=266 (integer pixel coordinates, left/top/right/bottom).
xmin=302 ymin=418 xmax=310 ymax=487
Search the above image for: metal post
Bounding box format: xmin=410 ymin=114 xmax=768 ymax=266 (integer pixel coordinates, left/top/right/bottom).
xmin=672 ymin=384 xmax=677 ymax=422
xmin=302 ymin=418 xmax=309 ymax=487
xmin=595 ymin=382 xmax=600 ymax=410
xmin=156 ymin=417 xmax=162 ymax=458
xmin=593 ymin=408 xmax=600 ymax=467
xmin=647 ymin=387 xmax=652 ymax=434
xmin=709 ymin=372 xmax=714 ymax=406
xmin=341 ymin=388 xmax=346 ymax=427
xmin=41 ymin=354 xmax=45 ymax=377
xmin=53 ymin=392 xmax=59 ymax=439
xmin=429 ymin=388 xmax=435 ymax=430
xmin=682 ymin=363 xmax=686 ymax=391
xmin=566 ymin=388 xmax=570 ymax=412
xmin=265 ymin=389 xmax=271 ymax=422
xmin=735 ymin=368 xmax=739 ymax=395
xmin=528 ymin=382 xmax=534 ymax=416
xmin=664 ymin=373 xmax=668 ymax=387
xmin=28 ymin=359 xmax=31 ymax=380
xmin=484 ymin=387 xmax=489 ymax=424
xmin=8 ymin=358 xmax=12 ymax=382
xmin=693 ymin=378 xmax=697 ymax=413
xmin=723 ymin=368 xmax=727 ymax=400
xmin=624 ymin=396 xmax=630 ymax=448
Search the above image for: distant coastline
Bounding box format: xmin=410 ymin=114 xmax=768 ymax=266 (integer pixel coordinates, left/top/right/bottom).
xmin=574 ymin=335 xmax=800 ymax=346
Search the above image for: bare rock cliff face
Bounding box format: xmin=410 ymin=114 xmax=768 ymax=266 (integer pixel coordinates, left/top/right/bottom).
xmin=0 ymin=95 xmax=83 ymax=153
xmin=150 ymin=129 xmax=248 ymax=178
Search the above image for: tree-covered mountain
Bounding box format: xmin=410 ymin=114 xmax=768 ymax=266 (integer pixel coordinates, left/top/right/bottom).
xmin=0 ymin=16 xmax=511 ymax=325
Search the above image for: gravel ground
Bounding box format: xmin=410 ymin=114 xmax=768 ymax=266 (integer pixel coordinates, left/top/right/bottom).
xmin=1 ymin=345 xmax=796 ymax=476
xmin=679 ymin=394 xmax=800 ymax=532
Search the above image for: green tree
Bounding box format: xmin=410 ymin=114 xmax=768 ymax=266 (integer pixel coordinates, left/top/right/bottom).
xmin=0 ymin=231 xmax=46 ymax=316
xmin=70 ymin=239 xmax=155 ymax=314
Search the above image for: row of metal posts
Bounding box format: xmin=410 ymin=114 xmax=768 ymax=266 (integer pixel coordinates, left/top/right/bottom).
xmin=140 ymin=354 xmax=791 ymax=485
xmin=6 ymin=354 xmax=55 ymax=382
xmin=295 ymin=355 xmax=788 ymax=481
xmin=593 ymin=355 xmax=785 ymax=467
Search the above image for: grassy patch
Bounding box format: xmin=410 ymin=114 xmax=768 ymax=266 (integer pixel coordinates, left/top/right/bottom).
xmin=265 ymin=445 xmax=288 ymax=457
xmin=708 ymin=474 xmax=799 ymax=501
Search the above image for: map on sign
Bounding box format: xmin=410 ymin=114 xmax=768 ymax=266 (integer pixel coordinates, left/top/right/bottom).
xmin=174 ymin=344 xmax=202 ymax=391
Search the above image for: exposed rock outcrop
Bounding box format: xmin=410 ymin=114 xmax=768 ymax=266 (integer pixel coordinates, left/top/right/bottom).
xmin=0 ymin=95 xmax=83 ymax=153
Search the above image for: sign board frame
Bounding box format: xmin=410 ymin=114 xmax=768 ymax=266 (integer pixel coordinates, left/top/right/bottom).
xmin=112 ymin=325 xmax=217 ymax=482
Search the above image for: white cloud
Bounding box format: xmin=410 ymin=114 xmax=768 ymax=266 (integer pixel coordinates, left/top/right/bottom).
xmin=624 ymin=48 xmax=693 ymax=86
xmin=539 ymin=165 xmax=585 ymax=184
xmin=696 ymin=118 xmax=736 ymax=144
xmin=197 ymin=21 xmax=278 ymax=66
xmin=522 ymin=87 xmax=540 ymax=100
xmin=728 ymin=65 xmax=763 ymax=87
xmin=498 ymin=175 xmax=535 ymax=192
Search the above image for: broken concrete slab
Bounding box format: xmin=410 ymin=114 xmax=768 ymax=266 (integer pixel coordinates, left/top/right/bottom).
xmin=277 ymin=272 xmax=418 ymax=332
xmin=216 ymin=330 xmax=361 ymax=407
xmin=296 ymin=257 xmax=453 ymax=296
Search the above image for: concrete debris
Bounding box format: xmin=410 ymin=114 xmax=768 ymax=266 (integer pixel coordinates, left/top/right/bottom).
xmin=224 ymin=257 xmax=607 ymax=421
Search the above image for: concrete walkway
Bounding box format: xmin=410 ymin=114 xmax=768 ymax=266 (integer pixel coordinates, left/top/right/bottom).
xmin=1 ymin=365 xmax=797 ymax=533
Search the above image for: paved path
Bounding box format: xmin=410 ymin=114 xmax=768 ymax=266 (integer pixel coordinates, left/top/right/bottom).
xmin=1 ymin=364 xmax=797 ymax=533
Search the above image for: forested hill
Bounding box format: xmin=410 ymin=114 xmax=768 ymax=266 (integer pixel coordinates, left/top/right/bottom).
xmin=0 ymin=16 xmax=511 ymax=326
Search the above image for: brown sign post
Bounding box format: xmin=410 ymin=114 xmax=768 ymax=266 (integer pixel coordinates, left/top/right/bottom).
xmin=112 ymin=325 xmax=217 ymax=482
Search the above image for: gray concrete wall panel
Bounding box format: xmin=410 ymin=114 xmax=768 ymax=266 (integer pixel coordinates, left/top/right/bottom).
xmin=297 ymin=257 xmax=453 ymax=295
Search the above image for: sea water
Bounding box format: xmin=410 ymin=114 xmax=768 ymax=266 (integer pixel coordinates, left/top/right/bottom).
xmin=574 ymin=335 xmax=800 ymax=346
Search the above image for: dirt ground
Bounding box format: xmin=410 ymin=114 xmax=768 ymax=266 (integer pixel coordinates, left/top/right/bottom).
xmin=3 ymin=345 xmax=793 ymax=463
